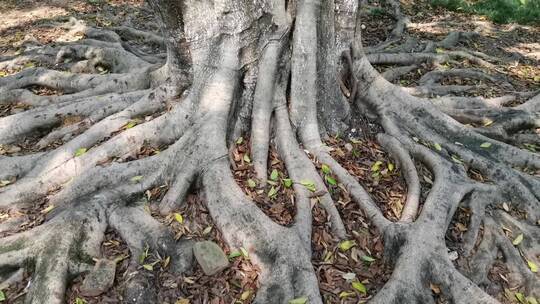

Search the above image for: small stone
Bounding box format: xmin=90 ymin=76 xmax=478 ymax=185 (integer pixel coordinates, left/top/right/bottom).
xmin=193 ymin=241 xmax=229 ymax=275
xmin=344 ymin=143 xmax=353 ymax=152
xmin=361 ymin=24 xmax=366 ymax=30
xmin=80 ymin=259 xmax=116 ymax=297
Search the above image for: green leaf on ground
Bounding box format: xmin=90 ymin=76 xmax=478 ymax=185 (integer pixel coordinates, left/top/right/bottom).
xmin=125 ymin=121 xmax=137 ymax=129
xmin=321 ymin=164 xmax=331 ymax=174
xmin=352 ymin=281 xmax=367 ymax=294
xmin=528 ymin=260 xmax=538 ymax=273
xmin=228 ymin=250 xmax=242 ymax=259
xmin=480 ymin=142 xmax=492 ymax=148
xmin=288 ymin=297 xmax=308 ymax=304
xmin=513 ymin=233 xmax=524 ymax=246
xmin=268 ymin=186 xmax=278 ymax=198
xmin=433 ymin=143 xmax=442 ymax=151
xmin=241 ymin=290 xmax=252 ymax=300
xmin=236 ymin=137 xmax=244 ymax=144
xmin=243 ymin=154 xmax=251 ymax=163
xmin=240 ymin=247 xmax=249 ymax=258
xmin=300 ymin=180 xmax=316 ymax=192
xmin=75 ymin=298 xmax=86 ymax=304
xmin=361 ymin=255 xmax=376 ymax=263
xmin=526 ymin=296 xmax=538 ymax=304
xmin=74 ymin=148 xmax=87 ymax=157
xmin=371 ymin=161 xmax=383 ymax=172
xmin=174 ymin=213 xmax=184 ymax=224
xmin=339 ymin=291 xmax=355 ymax=298
xmin=516 ymin=292 xmax=526 ymax=304
xmin=338 ymin=240 xmax=356 ymax=251
xmin=0 ymin=291 xmax=5 ymax=302
xmin=131 ymin=175 xmax=143 ymax=183
xmin=270 ymin=169 xmax=279 ymax=181
xmin=325 ymin=175 xmax=337 ymax=186
xmin=451 ymin=155 xmax=463 ymax=164
xmin=41 ymin=204 xmax=55 ymax=214
xmin=283 ymin=178 xmax=293 ymax=188
xmin=247 ymin=179 xmax=257 ymax=188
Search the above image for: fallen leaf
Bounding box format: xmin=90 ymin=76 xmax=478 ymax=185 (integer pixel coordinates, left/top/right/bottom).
xmin=283 ymin=178 xmax=293 ymax=188
xmin=41 ymin=204 xmax=55 ymax=214
xmin=352 ymin=281 xmax=367 ymax=294
xmin=75 ymin=298 xmax=86 ymax=304
xmin=74 ymin=148 xmax=87 ymax=157
xmin=341 ymin=272 xmax=356 ymax=281
xmin=361 ymin=255 xmax=376 ymax=263
xmin=480 ymin=142 xmax=492 ymax=148
xmin=240 ymin=247 xmax=249 ymax=258
xmin=528 ymin=260 xmax=538 ymax=273
xmin=371 ymin=161 xmax=383 ymax=172
xmin=451 ymin=155 xmax=463 ymax=164
xmin=174 ymin=213 xmax=184 ymax=224
xmin=325 ymin=175 xmax=337 ymax=186
xmin=240 ymin=290 xmax=252 ymax=300
xmin=288 ymin=297 xmax=308 ymax=304
xmin=515 ymin=292 xmax=526 ymax=304
xmin=124 ymin=121 xmax=137 ymax=129
xmin=339 ymin=291 xmax=355 ymax=298
xmin=247 ymin=179 xmax=257 ymax=188
xmin=321 ymin=164 xmax=331 ymax=174
xmin=433 ymin=143 xmax=442 ymax=151
xmin=513 ymin=233 xmax=524 ymax=246
xmin=300 ymin=180 xmax=316 ymax=192
xmin=270 ymin=169 xmax=279 ymax=181
xmin=202 ymin=226 xmax=212 ymax=235
xmin=268 ymin=186 xmax=278 ymax=198
xmin=339 ymin=240 xmax=356 ymax=251
xmin=131 ymin=175 xmax=143 ymax=183
xmin=228 ymin=250 xmax=242 ymax=259
xmin=526 ymin=296 xmax=538 ymax=304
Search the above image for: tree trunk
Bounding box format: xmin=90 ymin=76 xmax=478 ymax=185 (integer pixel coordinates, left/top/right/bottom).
xmin=0 ymin=0 xmax=539 ymax=303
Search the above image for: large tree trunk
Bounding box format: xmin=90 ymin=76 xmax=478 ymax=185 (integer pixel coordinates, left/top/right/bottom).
xmin=0 ymin=0 xmax=539 ymax=303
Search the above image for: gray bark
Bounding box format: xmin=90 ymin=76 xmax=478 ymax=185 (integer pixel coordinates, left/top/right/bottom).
xmin=0 ymin=0 xmax=538 ymax=303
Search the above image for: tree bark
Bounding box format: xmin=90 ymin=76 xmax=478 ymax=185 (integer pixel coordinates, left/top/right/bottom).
xmin=0 ymin=0 xmax=539 ymax=303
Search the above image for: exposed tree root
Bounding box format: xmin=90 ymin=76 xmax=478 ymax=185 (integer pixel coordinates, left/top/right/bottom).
xmin=1 ymin=0 xmax=539 ymax=303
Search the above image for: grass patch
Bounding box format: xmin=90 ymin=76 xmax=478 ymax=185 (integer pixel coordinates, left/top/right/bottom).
xmin=431 ymin=0 xmax=540 ymax=24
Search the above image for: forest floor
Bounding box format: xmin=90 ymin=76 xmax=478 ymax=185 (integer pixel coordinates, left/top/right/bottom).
xmin=0 ymin=0 xmax=538 ymax=303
